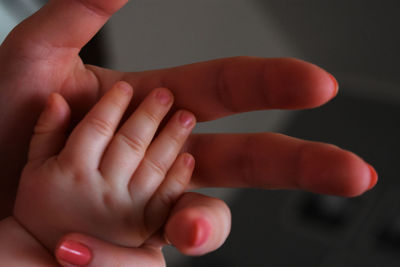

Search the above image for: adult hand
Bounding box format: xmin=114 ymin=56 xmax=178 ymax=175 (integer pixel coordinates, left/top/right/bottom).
xmin=55 ymin=192 xmax=231 ymax=267
xmin=0 ymin=0 xmax=377 ymax=262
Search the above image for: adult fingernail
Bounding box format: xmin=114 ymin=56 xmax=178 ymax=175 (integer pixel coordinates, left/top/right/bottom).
xmin=56 ymin=240 xmax=92 ymax=266
xmin=191 ymin=218 xmax=211 ymax=247
xmin=367 ymin=164 xmax=378 ymax=190
xmin=328 ymin=73 xmax=339 ymax=97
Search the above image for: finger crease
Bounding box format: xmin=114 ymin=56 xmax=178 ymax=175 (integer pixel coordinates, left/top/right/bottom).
xmin=144 ymin=158 xmax=167 ymax=177
xmin=216 ymin=60 xmax=236 ymax=113
xmin=74 ymin=0 xmax=111 ymax=18
xmin=118 ymin=134 xmax=146 ymax=158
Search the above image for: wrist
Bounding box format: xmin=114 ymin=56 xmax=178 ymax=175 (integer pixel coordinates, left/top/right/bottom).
xmin=0 ymin=216 xmax=56 ymax=265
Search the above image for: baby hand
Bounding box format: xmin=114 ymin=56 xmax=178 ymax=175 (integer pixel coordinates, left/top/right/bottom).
xmin=14 ymin=81 xmax=196 ymax=250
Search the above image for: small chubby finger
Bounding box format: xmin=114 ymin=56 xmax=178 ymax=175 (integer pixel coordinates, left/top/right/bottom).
xmin=58 ymin=81 xmax=133 ymax=168
xmin=164 ymin=192 xmax=232 ymax=256
xmin=129 ymin=110 xmax=196 ymax=207
xmin=28 ymin=93 xmax=70 ymax=164
xmin=144 ymin=153 xmax=195 ymax=233
xmin=99 ymin=87 xmax=174 ymax=187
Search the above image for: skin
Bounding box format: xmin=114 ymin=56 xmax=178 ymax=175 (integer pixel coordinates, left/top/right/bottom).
xmin=0 ymin=0 xmax=377 ymax=265
xmin=14 ymin=82 xmax=200 ymax=250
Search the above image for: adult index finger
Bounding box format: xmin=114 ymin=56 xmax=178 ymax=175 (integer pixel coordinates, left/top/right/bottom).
xmin=120 ymin=57 xmax=338 ymax=121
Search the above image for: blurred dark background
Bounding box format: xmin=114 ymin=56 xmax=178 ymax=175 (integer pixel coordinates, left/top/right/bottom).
xmin=1 ymin=0 xmax=399 ymax=266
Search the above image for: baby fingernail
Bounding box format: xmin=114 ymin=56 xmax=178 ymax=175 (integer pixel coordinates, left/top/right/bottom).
xmin=116 ymin=81 xmax=133 ymax=95
xmin=156 ymin=89 xmax=172 ymax=105
xmin=183 ymin=154 xmax=195 ymax=168
xmin=56 ymin=240 xmax=92 ymax=266
xmin=179 ymin=111 xmax=195 ymax=128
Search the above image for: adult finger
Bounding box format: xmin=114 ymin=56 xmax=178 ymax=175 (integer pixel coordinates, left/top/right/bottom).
xmin=2 ymin=0 xmax=128 ymax=59
xmin=165 ymin=192 xmax=231 ymax=256
xmin=118 ymin=57 xmax=339 ymax=121
xmin=55 ymin=233 xmax=165 ymax=267
xmin=91 ymin=59 xmax=373 ymax=197
xmin=187 ymin=133 xmax=378 ymax=197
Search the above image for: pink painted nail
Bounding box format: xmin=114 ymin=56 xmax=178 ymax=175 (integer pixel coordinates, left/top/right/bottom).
xmin=191 ymin=218 xmax=210 ymax=247
xmin=56 ymin=240 xmax=92 ymax=266
xmin=328 ymin=73 xmax=339 ymax=97
xmin=367 ymin=164 xmax=378 ymax=190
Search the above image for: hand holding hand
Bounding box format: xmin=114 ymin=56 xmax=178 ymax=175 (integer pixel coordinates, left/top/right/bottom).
xmin=0 ymin=0 xmax=378 ymax=265
xmin=14 ymin=81 xmax=200 ymax=250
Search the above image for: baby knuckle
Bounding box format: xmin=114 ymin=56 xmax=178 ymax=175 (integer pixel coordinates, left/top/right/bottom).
xmin=87 ymin=117 xmax=114 ymax=137
xmin=165 ymin=131 xmax=183 ymax=148
xmin=108 ymin=97 xmax=127 ymax=113
xmin=172 ymin=175 xmax=189 ymax=189
xmin=144 ymin=158 xmax=167 ymax=176
xmin=142 ymin=110 xmax=161 ymax=126
xmin=118 ymin=134 xmax=146 ymax=156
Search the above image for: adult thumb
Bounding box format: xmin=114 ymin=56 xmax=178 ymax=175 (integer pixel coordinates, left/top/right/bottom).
xmin=55 ymin=233 xmax=165 ymax=267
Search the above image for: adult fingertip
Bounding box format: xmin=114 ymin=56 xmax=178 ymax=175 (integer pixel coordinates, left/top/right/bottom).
xmin=367 ymin=164 xmax=378 ymax=190
xmin=190 ymin=218 xmax=211 ymax=248
xmin=327 ymin=73 xmax=339 ymax=98
xmin=339 ymin=155 xmax=378 ymax=197
xmin=298 ymin=144 xmax=376 ymax=197
xmin=165 ymin=210 xmax=212 ymax=256
xmin=55 ymin=239 xmax=92 ymax=267
xmin=265 ymin=58 xmax=339 ymax=109
xmin=165 ymin=193 xmax=232 ymax=256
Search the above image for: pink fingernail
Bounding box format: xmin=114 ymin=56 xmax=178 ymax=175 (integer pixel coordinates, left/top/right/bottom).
xmin=328 ymin=73 xmax=339 ymax=97
xmin=56 ymin=240 xmax=92 ymax=266
xmin=191 ymin=218 xmax=210 ymax=247
xmin=156 ymin=89 xmax=172 ymax=105
xmin=367 ymin=164 xmax=378 ymax=190
xmin=179 ymin=111 xmax=195 ymax=128
xmin=183 ymin=154 xmax=195 ymax=168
